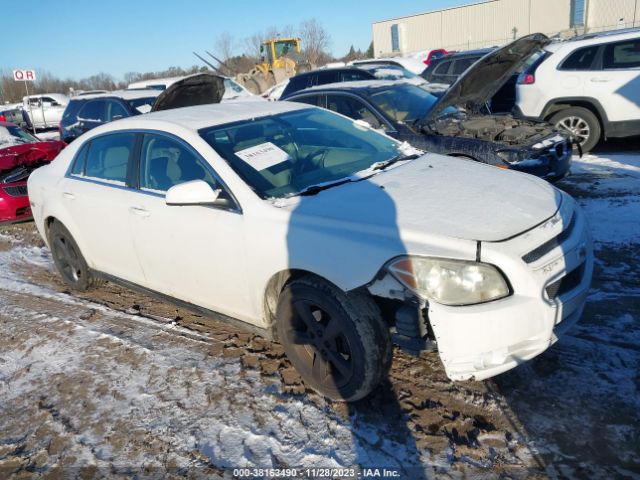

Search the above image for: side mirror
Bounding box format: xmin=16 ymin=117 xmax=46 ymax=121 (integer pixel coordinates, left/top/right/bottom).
xmin=165 ymin=180 xmax=221 ymax=206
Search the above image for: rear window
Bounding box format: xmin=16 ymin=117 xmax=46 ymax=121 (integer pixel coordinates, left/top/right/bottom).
xmin=560 ymin=46 xmax=599 ymax=70
xmin=62 ymin=100 xmax=85 ymax=122
xmin=603 ymin=39 xmax=640 ymax=69
xmin=281 ymin=76 xmax=309 ymax=97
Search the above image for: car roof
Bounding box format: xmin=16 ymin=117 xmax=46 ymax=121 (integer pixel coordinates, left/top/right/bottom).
xmin=288 ymin=79 xmax=415 ymax=95
xmin=70 ymin=89 xmax=161 ymax=101
xmin=104 ymin=100 xmax=308 ymax=132
xmin=293 ymin=67 xmax=372 ymax=78
xmin=546 ymin=28 xmax=640 ymax=52
xmin=439 ymin=48 xmax=494 ymax=59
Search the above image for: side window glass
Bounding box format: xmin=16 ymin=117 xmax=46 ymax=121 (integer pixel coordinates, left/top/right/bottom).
xmin=70 ymin=142 xmax=90 ymax=176
xmin=326 ymin=95 xmax=384 ymax=129
xmin=293 ymin=95 xmax=323 ymax=107
xmin=433 ymin=60 xmax=451 ymax=75
xmin=560 ymin=46 xmax=599 ymax=70
xmin=603 ymin=40 xmax=640 ymax=69
xmin=84 ymin=132 xmax=135 ymax=184
xmin=452 ymin=58 xmax=475 ymax=75
xmin=106 ymin=100 xmax=128 ymax=121
xmin=139 ymin=134 xmax=220 ymax=193
xmin=78 ymin=100 xmax=107 ymax=122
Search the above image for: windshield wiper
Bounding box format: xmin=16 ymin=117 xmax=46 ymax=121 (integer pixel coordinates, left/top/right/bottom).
xmin=371 ymin=153 xmax=420 ymax=171
xmin=297 ymin=178 xmax=354 ymax=196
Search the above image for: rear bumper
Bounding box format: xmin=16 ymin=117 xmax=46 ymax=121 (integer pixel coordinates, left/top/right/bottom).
xmin=428 ymin=195 xmax=593 ymax=381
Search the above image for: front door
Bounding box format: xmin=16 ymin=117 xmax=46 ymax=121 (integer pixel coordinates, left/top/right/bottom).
xmin=128 ymin=132 xmax=252 ymax=321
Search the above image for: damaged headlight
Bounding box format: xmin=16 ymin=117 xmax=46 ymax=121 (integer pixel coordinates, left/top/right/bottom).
xmin=387 ymin=256 xmax=510 ymax=306
xmin=496 ymin=149 xmax=523 ymax=165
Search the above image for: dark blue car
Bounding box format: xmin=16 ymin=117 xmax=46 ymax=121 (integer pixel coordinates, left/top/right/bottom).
xmin=283 ymin=34 xmax=573 ymax=182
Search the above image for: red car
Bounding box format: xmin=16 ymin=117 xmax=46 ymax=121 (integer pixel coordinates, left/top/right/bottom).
xmin=423 ymin=48 xmax=450 ymax=66
xmin=0 ymin=122 xmax=65 ymax=224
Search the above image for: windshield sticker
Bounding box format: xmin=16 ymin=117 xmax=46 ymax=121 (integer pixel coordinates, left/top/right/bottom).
xmin=235 ymin=142 xmax=291 ymax=171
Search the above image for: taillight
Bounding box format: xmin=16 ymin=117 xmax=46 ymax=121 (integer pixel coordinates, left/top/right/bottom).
xmin=0 ymin=114 xmax=6 ymax=122
xmin=519 ymin=73 xmax=535 ymax=85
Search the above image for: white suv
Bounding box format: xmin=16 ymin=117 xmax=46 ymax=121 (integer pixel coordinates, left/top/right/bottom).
xmin=515 ymin=28 xmax=640 ymax=152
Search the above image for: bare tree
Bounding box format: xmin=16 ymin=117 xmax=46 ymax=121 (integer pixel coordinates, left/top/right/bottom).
xmin=298 ymin=19 xmax=331 ymax=68
xmin=215 ymin=32 xmax=235 ymax=61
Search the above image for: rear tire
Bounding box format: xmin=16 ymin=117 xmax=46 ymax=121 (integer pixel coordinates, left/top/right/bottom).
xmin=276 ymin=276 xmax=391 ymax=402
xmin=550 ymin=107 xmax=601 ymax=153
xmin=48 ymin=221 xmax=102 ymax=291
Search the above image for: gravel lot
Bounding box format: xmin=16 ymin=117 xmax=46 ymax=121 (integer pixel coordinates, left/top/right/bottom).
xmin=0 ymin=146 xmax=639 ymax=479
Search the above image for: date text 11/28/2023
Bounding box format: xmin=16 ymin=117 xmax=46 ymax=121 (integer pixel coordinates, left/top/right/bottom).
xmin=233 ymin=467 xmax=402 ymax=478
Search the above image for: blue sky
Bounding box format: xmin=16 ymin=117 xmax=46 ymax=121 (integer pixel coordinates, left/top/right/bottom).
xmin=2 ymin=0 xmax=467 ymax=80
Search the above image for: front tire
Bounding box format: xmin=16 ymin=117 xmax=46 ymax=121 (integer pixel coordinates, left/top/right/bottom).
xmin=550 ymin=106 xmax=601 ymax=153
xmin=276 ymin=276 xmax=391 ymax=401
xmin=48 ymin=221 xmax=101 ymax=291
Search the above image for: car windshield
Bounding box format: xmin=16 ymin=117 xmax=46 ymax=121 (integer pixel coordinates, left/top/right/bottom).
xmin=199 ymin=108 xmax=403 ymax=199
xmin=127 ymin=97 xmax=157 ymax=109
xmin=367 ymin=83 xmax=446 ymax=124
xmin=0 ymin=125 xmax=38 ymax=146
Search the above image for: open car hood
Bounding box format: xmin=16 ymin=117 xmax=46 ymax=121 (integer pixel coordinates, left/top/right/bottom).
xmin=151 ymin=73 xmax=225 ymax=112
xmin=423 ymin=33 xmax=550 ymax=123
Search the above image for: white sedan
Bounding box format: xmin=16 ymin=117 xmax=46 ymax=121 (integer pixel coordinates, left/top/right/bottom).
xmin=28 ymin=101 xmax=593 ymax=401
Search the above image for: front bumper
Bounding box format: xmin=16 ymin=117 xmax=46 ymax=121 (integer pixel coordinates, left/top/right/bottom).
xmin=428 ymin=195 xmax=593 ymax=381
xmin=0 ymin=182 xmax=32 ymax=224
xmin=510 ymin=135 xmax=573 ymax=182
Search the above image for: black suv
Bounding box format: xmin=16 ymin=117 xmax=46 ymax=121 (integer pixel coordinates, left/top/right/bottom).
xmin=60 ymin=90 xmax=160 ymax=143
xmin=280 ymin=68 xmax=376 ymax=99
xmin=421 ymin=48 xmax=494 ymax=85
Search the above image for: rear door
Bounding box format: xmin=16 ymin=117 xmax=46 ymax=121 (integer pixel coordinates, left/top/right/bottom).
xmin=59 ymin=132 xmax=145 ymax=283
xmin=589 ymin=38 xmax=640 ymax=122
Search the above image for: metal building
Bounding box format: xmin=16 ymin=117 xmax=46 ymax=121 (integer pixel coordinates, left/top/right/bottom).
xmin=373 ymin=0 xmax=640 ymax=57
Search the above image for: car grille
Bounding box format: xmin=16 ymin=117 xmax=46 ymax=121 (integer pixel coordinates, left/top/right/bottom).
xmin=522 ymin=213 xmax=575 ymax=263
xmin=546 ymin=263 xmax=585 ymax=299
xmin=3 ymin=185 xmax=28 ymax=197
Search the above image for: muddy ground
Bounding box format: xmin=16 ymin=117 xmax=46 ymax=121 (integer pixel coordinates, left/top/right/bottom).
xmin=0 ymin=148 xmax=639 ymax=479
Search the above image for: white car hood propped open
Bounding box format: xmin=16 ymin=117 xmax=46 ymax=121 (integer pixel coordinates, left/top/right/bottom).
xmin=281 ymin=153 xmax=561 ymax=243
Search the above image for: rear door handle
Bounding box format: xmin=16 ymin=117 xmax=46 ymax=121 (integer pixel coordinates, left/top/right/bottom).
xmin=129 ymin=206 xmax=150 ymax=217
xmin=590 ymin=77 xmax=611 ymax=83
xmin=63 ymin=192 xmax=75 ymax=200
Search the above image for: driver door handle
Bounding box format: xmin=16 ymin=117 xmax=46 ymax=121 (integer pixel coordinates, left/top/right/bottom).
xmin=63 ymin=192 xmax=75 ymax=200
xmin=129 ymin=206 xmax=150 ymax=218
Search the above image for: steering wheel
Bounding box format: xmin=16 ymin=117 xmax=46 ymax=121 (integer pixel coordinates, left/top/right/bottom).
xmin=294 ymin=148 xmax=329 ymax=175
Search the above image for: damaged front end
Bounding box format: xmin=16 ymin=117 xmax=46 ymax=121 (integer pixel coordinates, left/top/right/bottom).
xmin=427 ymin=113 xmax=573 ymax=180
xmin=0 ymin=147 xmax=59 ymax=223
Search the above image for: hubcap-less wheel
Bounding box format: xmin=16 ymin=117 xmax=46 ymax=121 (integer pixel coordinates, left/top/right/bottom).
xmin=555 ymin=116 xmax=591 ymax=146
xmin=276 ymin=277 xmax=391 ymax=401
xmin=51 ymin=233 xmax=84 ymax=284
xmin=284 ymin=299 xmax=355 ymax=390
